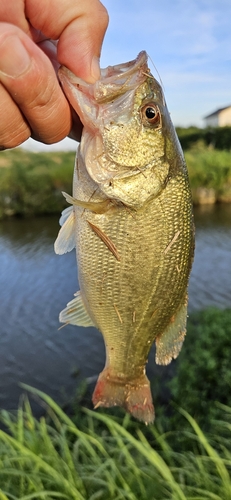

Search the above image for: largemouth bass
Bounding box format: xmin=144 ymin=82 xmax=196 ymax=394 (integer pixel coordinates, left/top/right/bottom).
xmin=55 ymin=51 xmax=194 ymax=424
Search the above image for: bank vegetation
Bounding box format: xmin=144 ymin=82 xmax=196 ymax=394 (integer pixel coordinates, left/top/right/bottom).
xmin=0 ymin=126 xmax=231 ymax=218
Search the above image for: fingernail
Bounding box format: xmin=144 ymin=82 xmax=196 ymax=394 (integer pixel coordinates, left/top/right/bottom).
xmin=90 ymin=56 xmax=101 ymax=82
xmin=0 ymin=36 xmax=31 ymax=78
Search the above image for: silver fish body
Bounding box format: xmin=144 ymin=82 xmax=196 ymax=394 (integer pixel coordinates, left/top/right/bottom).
xmin=55 ymin=51 xmax=194 ymax=424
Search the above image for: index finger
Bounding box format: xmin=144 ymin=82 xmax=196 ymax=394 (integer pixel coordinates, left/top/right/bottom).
xmin=25 ymin=0 xmax=109 ymax=82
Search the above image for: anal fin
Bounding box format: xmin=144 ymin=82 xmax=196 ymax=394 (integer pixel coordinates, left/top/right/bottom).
xmin=155 ymin=299 xmax=188 ymax=365
xmin=59 ymin=291 xmax=95 ymax=327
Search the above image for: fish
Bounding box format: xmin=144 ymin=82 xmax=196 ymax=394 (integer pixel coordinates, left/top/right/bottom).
xmin=54 ymin=51 xmax=194 ymax=424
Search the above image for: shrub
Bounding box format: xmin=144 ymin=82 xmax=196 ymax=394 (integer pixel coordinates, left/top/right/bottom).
xmin=176 ymin=126 xmax=231 ymax=151
xmin=0 ymin=149 xmax=75 ymax=217
xmin=185 ymin=146 xmax=231 ymax=190
xmin=169 ymin=308 xmax=231 ymax=430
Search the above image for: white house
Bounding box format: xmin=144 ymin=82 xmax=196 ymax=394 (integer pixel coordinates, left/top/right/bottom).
xmin=204 ymin=105 xmax=231 ymax=127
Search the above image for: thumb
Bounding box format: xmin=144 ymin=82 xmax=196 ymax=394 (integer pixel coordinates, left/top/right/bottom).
xmin=26 ymin=0 xmax=109 ymax=83
xmin=58 ymin=0 xmax=109 ymax=82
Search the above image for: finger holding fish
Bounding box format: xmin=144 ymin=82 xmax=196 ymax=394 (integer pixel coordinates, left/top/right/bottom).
xmin=0 ymin=0 xmax=108 ymax=148
xmin=0 ymin=24 xmax=71 ymax=147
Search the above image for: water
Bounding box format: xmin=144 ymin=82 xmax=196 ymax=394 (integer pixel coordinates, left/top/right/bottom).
xmin=188 ymin=205 xmax=231 ymax=311
xmin=0 ymin=204 xmax=231 ymax=411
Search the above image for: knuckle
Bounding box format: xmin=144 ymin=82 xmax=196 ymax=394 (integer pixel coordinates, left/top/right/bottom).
xmin=26 ymin=73 xmax=56 ymax=110
xmin=0 ymin=85 xmax=31 ymax=148
xmin=29 ymin=91 xmax=71 ymax=144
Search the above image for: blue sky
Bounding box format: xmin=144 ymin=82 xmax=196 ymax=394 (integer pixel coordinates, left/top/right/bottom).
xmin=24 ymin=0 xmax=231 ymax=151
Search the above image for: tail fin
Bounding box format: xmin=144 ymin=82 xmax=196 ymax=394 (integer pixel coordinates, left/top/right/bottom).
xmin=92 ymin=368 xmax=154 ymax=424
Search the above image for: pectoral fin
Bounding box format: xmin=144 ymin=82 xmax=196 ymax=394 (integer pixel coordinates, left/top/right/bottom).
xmin=59 ymin=205 xmax=73 ymax=226
xmin=59 ymin=291 xmax=95 ymax=327
xmin=155 ymin=299 xmax=188 ymax=365
xmin=62 ymin=191 xmax=111 ymax=214
xmin=54 ymin=207 xmax=75 ymax=255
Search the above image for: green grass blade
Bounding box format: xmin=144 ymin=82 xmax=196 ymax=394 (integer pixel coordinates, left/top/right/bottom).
xmin=0 ymin=491 xmax=10 ymax=500
xmin=20 ymin=384 xmax=77 ymax=429
xmin=180 ymin=408 xmax=231 ymax=491
xmin=0 ymin=431 xmax=84 ymax=500
xmin=84 ymin=408 xmax=187 ymax=500
xmin=20 ymin=493 xmax=69 ymax=499
xmin=20 ymin=385 xmax=108 ymax=459
xmin=186 ymin=488 xmax=225 ymax=499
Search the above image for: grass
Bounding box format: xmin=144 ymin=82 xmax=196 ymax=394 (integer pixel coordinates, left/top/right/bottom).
xmin=0 ymin=148 xmax=75 ymax=218
xmin=1 ymin=385 xmax=231 ymax=499
xmin=185 ymin=142 xmax=231 ymax=202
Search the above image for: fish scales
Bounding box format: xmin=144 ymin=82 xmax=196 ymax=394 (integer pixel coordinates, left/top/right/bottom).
xmin=55 ymin=51 xmax=194 ymax=424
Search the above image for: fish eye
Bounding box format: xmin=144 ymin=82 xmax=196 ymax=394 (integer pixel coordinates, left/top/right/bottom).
xmin=141 ymin=103 xmax=160 ymax=126
xmin=145 ymin=107 xmax=156 ymax=119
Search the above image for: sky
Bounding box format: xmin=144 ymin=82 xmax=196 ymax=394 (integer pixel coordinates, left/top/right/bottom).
xmin=24 ymin=0 xmax=231 ymax=152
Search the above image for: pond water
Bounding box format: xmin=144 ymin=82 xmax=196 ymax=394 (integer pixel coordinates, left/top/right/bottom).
xmin=0 ymin=204 xmax=231 ymax=411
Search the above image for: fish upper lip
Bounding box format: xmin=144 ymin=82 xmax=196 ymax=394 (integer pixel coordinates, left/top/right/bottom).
xmin=100 ymin=50 xmax=148 ymax=81
xmin=58 ymin=50 xmax=148 ymax=91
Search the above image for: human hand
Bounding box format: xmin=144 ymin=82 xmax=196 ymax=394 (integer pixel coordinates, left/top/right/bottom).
xmin=0 ymin=0 xmax=108 ymax=149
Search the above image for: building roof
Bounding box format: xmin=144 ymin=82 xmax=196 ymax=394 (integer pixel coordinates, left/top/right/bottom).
xmin=204 ymin=105 xmax=231 ymax=119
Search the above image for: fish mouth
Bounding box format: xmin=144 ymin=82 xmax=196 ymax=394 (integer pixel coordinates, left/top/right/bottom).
xmin=97 ymin=50 xmax=148 ymax=83
xmin=58 ymin=51 xmax=149 ymax=103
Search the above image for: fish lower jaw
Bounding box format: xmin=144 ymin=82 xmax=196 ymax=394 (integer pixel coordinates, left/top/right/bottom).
xmin=92 ymin=368 xmax=154 ymax=424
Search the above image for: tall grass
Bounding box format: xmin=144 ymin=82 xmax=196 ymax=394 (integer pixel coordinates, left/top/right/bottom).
xmin=0 ymin=385 xmax=231 ymax=499
xmin=0 ymin=149 xmax=75 ymax=218
xmin=185 ymin=143 xmax=231 ymax=196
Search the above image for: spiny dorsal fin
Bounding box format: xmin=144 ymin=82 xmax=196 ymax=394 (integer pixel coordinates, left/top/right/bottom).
xmin=59 ymin=291 xmax=95 ymax=327
xmin=54 ymin=208 xmax=75 ymax=255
